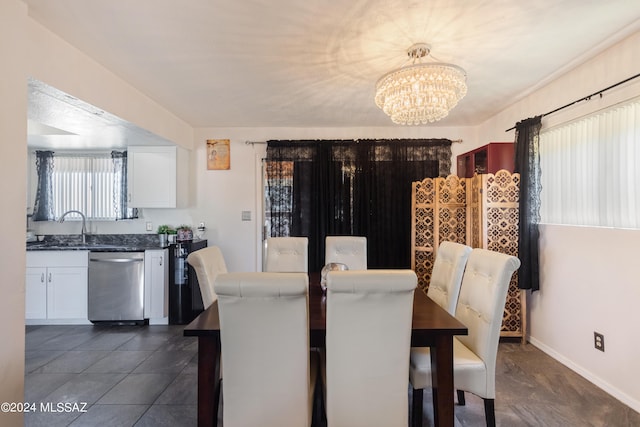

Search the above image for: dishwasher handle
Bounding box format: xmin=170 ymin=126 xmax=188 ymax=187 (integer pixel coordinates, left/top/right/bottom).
xmin=90 ymin=257 xmax=143 ymax=263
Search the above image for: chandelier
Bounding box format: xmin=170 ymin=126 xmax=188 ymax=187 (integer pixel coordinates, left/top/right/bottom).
xmin=374 ymin=43 xmax=467 ymax=125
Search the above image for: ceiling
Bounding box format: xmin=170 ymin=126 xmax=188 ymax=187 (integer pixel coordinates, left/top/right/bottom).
xmin=28 ymin=79 xmax=175 ymax=149
xmin=24 ymin=0 xmax=640 ymax=148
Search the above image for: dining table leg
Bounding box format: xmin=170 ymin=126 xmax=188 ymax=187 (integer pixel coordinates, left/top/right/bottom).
xmin=430 ymin=334 xmax=455 ymax=427
xmin=197 ymin=335 xmax=220 ymax=427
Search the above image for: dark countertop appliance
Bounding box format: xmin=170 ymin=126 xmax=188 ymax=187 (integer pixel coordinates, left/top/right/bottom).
xmin=169 ymin=239 xmax=207 ymax=324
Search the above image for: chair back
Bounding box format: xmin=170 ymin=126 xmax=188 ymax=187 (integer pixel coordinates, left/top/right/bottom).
xmin=215 ymin=272 xmax=311 ymax=426
xmin=427 ymin=241 xmax=472 ymax=314
xmin=455 ymin=249 xmax=520 ymax=396
xmin=325 ymin=270 xmax=416 ymax=427
xmin=325 ymin=236 xmax=367 ymax=270
xmin=265 ymin=237 xmax=308 ymax=272
xmin=185 ymin=246 xmax=227 ymax=309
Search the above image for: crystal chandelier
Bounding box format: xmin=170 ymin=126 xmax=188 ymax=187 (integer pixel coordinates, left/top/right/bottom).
xmin=374 ymin=43 xmax=467 ymax=125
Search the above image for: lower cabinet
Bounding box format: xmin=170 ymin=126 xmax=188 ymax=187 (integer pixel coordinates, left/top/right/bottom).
xmin=25 ymin=267 xmax=48 ymax=319
xmin=144 ymin=249 xmax=169 ymax=323
xmin=26 ymin=251 xmax=89 ymax=323
xmin=26 ymin=249 xmax=169 ymax=324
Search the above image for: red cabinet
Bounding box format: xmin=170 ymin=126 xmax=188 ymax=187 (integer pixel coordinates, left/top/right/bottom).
xmin=456 ymin=142 xmax=514 ymax=178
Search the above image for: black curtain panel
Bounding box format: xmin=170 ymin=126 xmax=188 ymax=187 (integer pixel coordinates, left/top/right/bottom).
xmin=111 ymin=151 xmax=138 ymax=220
xmin=265 ymin=139 xmax=451 ymax=272
xmin=513 ymin=116 xmax=542 ymax=291
xmin=32 ymin=150 xmax=56 ymax=221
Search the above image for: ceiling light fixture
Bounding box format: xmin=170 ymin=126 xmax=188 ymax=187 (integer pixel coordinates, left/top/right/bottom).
xmin=374 ymin=43 xmax=467 ymax=125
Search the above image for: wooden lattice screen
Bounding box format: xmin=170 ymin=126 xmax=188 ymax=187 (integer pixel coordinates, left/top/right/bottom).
xmin=411 ymin=170 xmax=525 ymax=339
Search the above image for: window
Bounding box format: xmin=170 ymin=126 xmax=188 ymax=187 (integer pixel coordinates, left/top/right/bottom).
xmin=539 ymin=99 xmax=640 ymax=228
xmin=32 ymin=151 xmax=137 ymax=221
xmin=264 ymin=160 xmax=294 ymax=236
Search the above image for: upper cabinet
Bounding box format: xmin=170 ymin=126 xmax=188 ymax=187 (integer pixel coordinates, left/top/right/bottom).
xmin=456 ymin=142 xmax=514 ymax=178
xmin=128 ymin=146 xmax=189 ymax=208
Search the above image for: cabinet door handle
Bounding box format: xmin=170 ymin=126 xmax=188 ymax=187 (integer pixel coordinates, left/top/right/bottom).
xmin=48 ymin=273 xmax=52 ymax=283
xmin=159 ymin=258 xmax=163 ymax=266
xmin=41 ymin=273 xmax=45 ymax=283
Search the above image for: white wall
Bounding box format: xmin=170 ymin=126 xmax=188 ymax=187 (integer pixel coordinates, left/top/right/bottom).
xmin=475 ymin=30 xmax=640 ymax=411
xmin=1 ymin=2 xmax=27 ymax=426
xmin=533 ymin=225 xmax=640 ymax=408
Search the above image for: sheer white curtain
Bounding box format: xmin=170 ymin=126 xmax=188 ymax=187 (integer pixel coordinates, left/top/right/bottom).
xmin=540 ymin=99 xmax=640 ymax=228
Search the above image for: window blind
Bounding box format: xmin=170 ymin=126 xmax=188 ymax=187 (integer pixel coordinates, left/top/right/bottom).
xmin=539 ymin=99 xmax=640 ymax=228
xmin=51 ymin=154 xmax=118 ymax=221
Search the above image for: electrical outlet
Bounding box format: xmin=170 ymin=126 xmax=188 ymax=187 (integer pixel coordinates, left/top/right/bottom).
xmin=146 ymin=222 xmax=153 ymax=232
xmin=241 ymin=210 xmax=252 ymax=221
xmin=594 ymin=332 xmax=605 ymax=352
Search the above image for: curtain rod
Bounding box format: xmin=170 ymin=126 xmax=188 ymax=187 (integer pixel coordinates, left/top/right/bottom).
xmin=504 ymin=72 xmax=640 ymax=132
xmin=247 ymin=139 xmax=463 ymax=144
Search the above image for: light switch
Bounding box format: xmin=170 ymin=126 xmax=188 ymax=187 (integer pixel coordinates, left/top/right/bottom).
xmin=241 ymin=211 xmax=252 ymax=221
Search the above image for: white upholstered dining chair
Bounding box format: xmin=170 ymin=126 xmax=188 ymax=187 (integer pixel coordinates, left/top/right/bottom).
xmin=409 ymin=249 xmax=521 ymax=427
xmin=427 ymin=241 xmax=472 ymax=315
xmin=264 ymin=236 xmax=309 ymax=272
xmin=186 ymin=246 xmax=228 ymax=309
xmin=324 ymin=235 xmax=367 ymax=270
xmin=214 ymin=272 xmax=317 ymax=427
xmin=322 ymin=269 xmax=417 ymax=427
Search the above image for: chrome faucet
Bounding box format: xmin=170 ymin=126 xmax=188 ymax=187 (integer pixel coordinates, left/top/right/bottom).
xmin=59 ymin=210 xmax=87 ymax=244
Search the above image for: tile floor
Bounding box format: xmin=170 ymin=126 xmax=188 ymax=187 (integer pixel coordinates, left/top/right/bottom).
xmin=24 ymin=324 xmax=640 ymax=426
xmin=25 ymin=324 xmax=197 ymax=427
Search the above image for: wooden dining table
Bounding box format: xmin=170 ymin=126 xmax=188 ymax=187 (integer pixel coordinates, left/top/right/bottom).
xmin=183 ymin=273 xmax=468 ymax=427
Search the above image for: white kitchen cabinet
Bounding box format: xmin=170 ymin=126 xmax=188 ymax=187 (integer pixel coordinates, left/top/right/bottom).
xmin=144 ymin=249 xmax=168 ymax=322
xmin=47 ymin=267 xmax=88 ymax=319
xmin=25 ymin=267 xmax=47 ymax=319
xmin=25 ymin=251 xmax=89 ymax=324
xmin=128 ymin=145 xmax=189 ymax=208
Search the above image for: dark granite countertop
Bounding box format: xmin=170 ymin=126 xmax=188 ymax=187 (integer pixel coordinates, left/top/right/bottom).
xmin=26 ymin=234 xmax=170 ymax=252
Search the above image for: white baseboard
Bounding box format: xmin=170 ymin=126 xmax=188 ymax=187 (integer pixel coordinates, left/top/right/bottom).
xmin=528 ymin=336 xmax=640 ymax=413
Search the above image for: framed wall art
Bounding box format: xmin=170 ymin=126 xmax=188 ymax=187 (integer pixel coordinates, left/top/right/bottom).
xmin=207 ymin=139 xmax=230 ymax=170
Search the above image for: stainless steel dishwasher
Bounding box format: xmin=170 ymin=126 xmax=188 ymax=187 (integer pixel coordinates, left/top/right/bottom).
xmin=88 ymin=251 xmax=145 ymax=324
